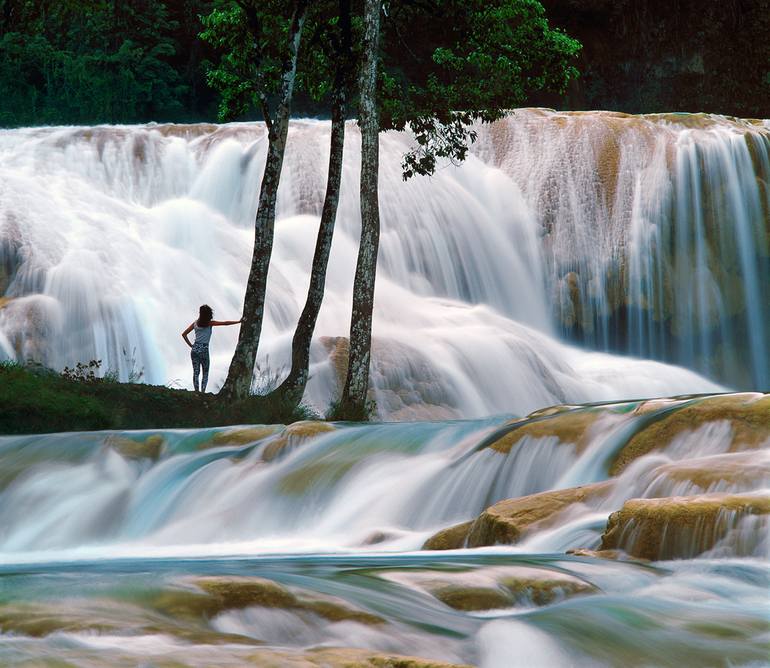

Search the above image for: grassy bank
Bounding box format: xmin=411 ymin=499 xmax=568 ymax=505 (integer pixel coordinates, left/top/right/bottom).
xmin=0 ymin=363 xmax=315 ymax=435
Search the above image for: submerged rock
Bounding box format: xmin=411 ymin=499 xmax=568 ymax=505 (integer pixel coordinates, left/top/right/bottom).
xmin=643 ymin=451 xmax=770 ymax=496
xmin=153 ymin=576 xmax=384 ymax=627
xmin=320 ymin=335 xmax=462 ymax=421
xmin=198 ymin=421 xmax=335 ymax=462
xmin=261 ymin=420 xmax=337 ymax=462
xmin=247 ymin=648 xmax=472 ymax=668
xmin=465 ymin=482 xmax=612 ymax=547
xmin=384 ymin=566 xmax=594 ymax=612
xmin=566 ymin=548 xmax=650 ymax=563
xmin=599 ymin=493 xmax=770 ymax=560
xmin=0 ymin=598 xmax=254 ymax=646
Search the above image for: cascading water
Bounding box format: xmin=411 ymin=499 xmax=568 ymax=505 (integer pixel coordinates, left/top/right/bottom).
xmin=0 ymin=393 xmax=767 ymax=666
xmin=2 ymin=109 xmax=768 ymax=667
xmin=1 ymin=110 xmax=767 ymax=418
xmin=474 ymin=110 xmax=770 ymax=389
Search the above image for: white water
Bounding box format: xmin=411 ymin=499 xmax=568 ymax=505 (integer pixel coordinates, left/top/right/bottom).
xmin=0 ymin=394 xmax=767 ymax=666
xmin=4 ymin=111 xmax=767 ymax=417
xmin=0 ymin=395 xmax=766 ymax=559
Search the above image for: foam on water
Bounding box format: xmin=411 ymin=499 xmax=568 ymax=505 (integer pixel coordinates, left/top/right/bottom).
xmin=3 ymin=112 xmax=764 ymax=417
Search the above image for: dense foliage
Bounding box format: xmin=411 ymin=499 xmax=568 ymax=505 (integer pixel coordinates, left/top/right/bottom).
xmin=1 ymin=0 xmax=768 ymax=127
xmin=0 ymin=0 xmax=216 ymax=126
xmin=380 ymin=0 xmax=579 ymax=177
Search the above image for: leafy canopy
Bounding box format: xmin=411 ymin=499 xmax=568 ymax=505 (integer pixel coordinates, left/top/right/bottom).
xmin=200 ymin=0 xmax=580 ymax=177
xmin=0 ymin=0 xmax=195 ymax=126
xmin=380 ymin=0 xmax=581 ymax=177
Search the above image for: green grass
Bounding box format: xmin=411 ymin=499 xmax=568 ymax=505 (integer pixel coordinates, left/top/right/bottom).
xmin=0 ymin=362 xmax=317 ymax=435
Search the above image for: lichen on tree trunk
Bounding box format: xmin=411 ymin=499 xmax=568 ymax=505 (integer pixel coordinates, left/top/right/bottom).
xmin=219 ymin=1 xmax=308 ymax=403
xmin=270 ymin=4 xmax=350 ymax=409
xmin=336 ymin=0 xmax=381 ymax=420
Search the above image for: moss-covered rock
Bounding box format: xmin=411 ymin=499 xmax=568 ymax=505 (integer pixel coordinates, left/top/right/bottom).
xmin=430 ymin=585 xmax=512 ymax=612
xmin=646 ymin=451 xmax=770 ymax=494
xmin=486 ymin=409 xmax=600 ymax=455
xmin=151 ymin=576 xmax=384 ymax=627
xmin=202 ymin=426 xmax=282 ymax=449
xmin=599 ymin=493 xmax=770 ymax=560
xmin=261 ymin=420 xmax=337 ymax=462
xmin=498 ymin=568 xmax=596 ymax=605
xmin=466 ymin=482 xmax=612 ymax=547
xmin=384 ymin=566 xmax=594 ymax=612
xmin=0 ymin=598 xmax=256 ymax=646
xmin=105 ymin=433 xmax=165 ymax=460
xmin=422 ymin=521 xmax=473 ymax=550
xmin=610 ymin=393 xmax=770 ymax=475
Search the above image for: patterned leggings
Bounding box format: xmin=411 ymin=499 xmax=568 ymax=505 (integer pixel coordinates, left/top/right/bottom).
xmin=191 ymin=345 xmax=210 ymax=392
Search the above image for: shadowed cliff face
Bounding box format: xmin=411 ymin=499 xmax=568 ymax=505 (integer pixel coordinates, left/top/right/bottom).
xmin=541 ymin=0 xmax=770 ymax=118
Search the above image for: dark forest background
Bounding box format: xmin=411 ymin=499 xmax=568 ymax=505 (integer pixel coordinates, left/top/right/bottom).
xmin=0 ymin=0 xmax=768 ymax=128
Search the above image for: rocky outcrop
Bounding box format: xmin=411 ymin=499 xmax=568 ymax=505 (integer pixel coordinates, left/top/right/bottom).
xmin=199 ymin=421 xmax=335 ymax=462
xmin=106 ymin=433 xmax=165 ymax=460
xmin=422 ymin=521 xmax=473 ymax=550
xmin=466 ymin=482 xmax=611 ymax=547
xmin=643 ymin=451 xmax=770 ymax=496
xmin=599 ymin=493 xmax=770 ymax=560
xmin=204 ymin=425 xmax=282 ymax=448
xmin=421 ymin=482 xmax=612 ymax=550
xmin=485 ymin=407 xmax=599 ymax=455
xmin=610 ymin=394 xmax=770 ymax=475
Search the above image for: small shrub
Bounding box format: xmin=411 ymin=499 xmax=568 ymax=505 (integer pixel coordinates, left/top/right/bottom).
xmin=326 ymin=397 xmax=377 ymax=422
xmin=122 ymin=347 xmax=144 ymax=383
xmin=61 ymin=360 xmax=102 ymax=383
xmin=251 ymin=356 xmax=286 ymax=396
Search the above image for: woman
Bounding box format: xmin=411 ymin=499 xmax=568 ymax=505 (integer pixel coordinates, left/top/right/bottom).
xmin=182 ymin=305 xmax=241 ymax=393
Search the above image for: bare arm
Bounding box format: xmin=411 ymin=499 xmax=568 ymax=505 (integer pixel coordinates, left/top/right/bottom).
xmin=182 ymin=322 xmax=194 ymax=348
xmin=210 ymin=318 xmax=243 ymax=326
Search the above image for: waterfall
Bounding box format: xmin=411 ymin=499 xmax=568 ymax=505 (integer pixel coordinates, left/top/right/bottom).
xmin=1 ymin=110 xmax=767 ymax=417
xmin=475 ymin=110 xmax=770 ymax=389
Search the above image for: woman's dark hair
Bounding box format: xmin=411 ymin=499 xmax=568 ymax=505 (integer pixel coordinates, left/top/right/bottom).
xmin=198 ymin=304 xmax=213 ymax=327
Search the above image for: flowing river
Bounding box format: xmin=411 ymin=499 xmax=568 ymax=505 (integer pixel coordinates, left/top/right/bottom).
xmin=0 ymin=393 xmax=767 ymax=666
xmin=0 ymin=110 xmax=768 ymax=665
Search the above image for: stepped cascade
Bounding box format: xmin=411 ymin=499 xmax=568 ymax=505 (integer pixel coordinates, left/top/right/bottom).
xmin=0 ymin=392 xmax=767 ymax=666
xmin=0 ymin=110 xmax=767 ymax=416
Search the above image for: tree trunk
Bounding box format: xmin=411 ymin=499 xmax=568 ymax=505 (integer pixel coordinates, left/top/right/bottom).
xmin=219 ymin=1 xmax=308 ymax=402
xmin=270 ymin=0 xmax=351 ymax=409
xmin=336 ymin=0 xmax=381 ymax=420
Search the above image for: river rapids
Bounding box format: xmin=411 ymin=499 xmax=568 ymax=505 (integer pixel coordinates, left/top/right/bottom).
xmin=0 ymin=110 xmax=768 ymax=666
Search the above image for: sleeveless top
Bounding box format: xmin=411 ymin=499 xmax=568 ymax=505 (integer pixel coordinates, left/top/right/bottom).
xmin=193 ymin=321 xmax=212 ymax=348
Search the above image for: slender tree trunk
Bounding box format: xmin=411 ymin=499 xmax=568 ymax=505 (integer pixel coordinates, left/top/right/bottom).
xmin=270 ymin=1 xmax=351 ymax=409
xmin=219 ymin=1 xmax=308 ymax=402
xmin=336 ymin=0 xmax=381 ymax=420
